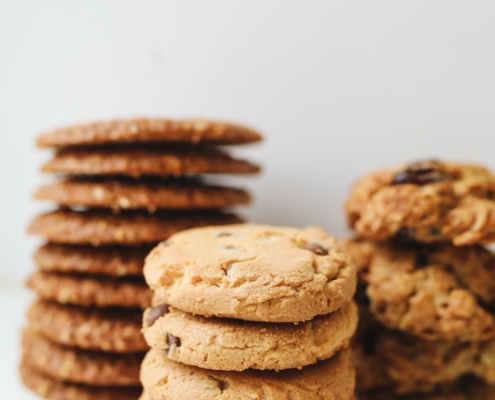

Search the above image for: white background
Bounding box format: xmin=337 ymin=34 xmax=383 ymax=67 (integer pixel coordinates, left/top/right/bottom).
xmin=1 ymin=0 xmax=495 ymax=395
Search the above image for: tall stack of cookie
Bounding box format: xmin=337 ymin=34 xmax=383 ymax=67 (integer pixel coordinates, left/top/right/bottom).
xmin=21 ymin=118 xmax=262 ymax=400
xmin=343 ymin=160 xmax=495 ymax=399
xmin=140 ymin=224 xmax=358 ymax=400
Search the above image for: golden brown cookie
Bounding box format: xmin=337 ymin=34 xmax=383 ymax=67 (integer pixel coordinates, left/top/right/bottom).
xmin=346 ymin=238 xmax=495 ymax=342
xmin=140 ymin=347 xmax=355 ymax=400
xmin=142 ymin=301 xmax=357 ymax=371
xmin=21 ymin=329 xmax=142 ymax=386
xmin=20 ymin=364 xmax=142 ymax=400
xmin=144 ymin=224 xmax=357 ymax=323
xmin=27 ymin=300 xmax=147 ymax=353
xmin=37 ymin=118 xmax=262 ymax=147
xmin=42 ymin=145 xmax=260 ymax=178
xmin=34 ymin=178 xmax=251 ymax=211
xmin=34 ymin=243 xmax=151 ymax=277
xmin=345 ymin=160 xmax=495 ymax=246
xmin=28 ymin=209 xmax=243 ymax=246
xmin=26 ymin=271 xmax=152 ymax=308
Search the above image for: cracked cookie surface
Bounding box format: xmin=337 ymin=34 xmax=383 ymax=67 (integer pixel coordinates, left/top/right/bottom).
xmin=346 ymin=238 xmax=495 ymax=342
xmin=37 ymin=118 xmax=262 ymax=147
xmin=140 ymin=347 xmax=355 ymax=400
xmin=144 ymin=224 xmax=356 ymax=322
xmin=142 ymin=300 xmax=357 ymax=371
xmin=345 ymin=160 xmax=495 ymax=246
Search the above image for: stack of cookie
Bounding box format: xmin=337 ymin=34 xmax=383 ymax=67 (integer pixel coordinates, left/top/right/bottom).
xmin=21 ymin=118 xmax=262 ymax=400
xmin=140 ymin=224 xmax=358 ymax=400
xmin=343 ymin=160 xmax=495 ymax=398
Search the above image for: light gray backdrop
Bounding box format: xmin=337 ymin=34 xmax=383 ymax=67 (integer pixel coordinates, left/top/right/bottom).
xmin=2 ymin=0 xmax=495 ymax=286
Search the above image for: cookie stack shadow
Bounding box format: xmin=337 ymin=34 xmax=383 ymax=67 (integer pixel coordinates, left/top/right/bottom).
xmin=20 ymin=118 xmax=262 ymax=400
xmin=140 ymin=224 xmax=358 ymax=400
xmin=343 ymin=160 xmax=495 ymax=399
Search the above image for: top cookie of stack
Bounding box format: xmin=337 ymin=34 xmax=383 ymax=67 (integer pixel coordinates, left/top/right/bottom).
xmin=22 ymin=118 xmax=261 ymax=400
xmin=141 ymin=224 xmax=358 ymax=400
xmin=344 ymin=160 xmax=495 ymax=397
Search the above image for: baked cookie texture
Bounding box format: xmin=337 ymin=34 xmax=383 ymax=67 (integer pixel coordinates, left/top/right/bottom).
xmin=42 ymin=145 xmax=260 ymax=177
xmin=37 ymin=118 xmax=262 ymax=147
xmin=28 ymin=209 xmax=242 ymax=245
xmin=27 ymin=271 xmax=152 ymax=309
xmin=142 ymin=301 xmax=357 ymax=371
xmin=20 ymin=365 xmax=142 ymax=400
xmin=346 ymin=238 xmax=495 ymax=342
xmin=346 ymin=160 xmax=495 ymax=246
xmin=35 ymin=178 xmax=251 ymax=211
xmin=21 ymin=329 xmax=142 ymax=386
xmin=140 ymin=347 xmax=356 ymax=400
xmin=144 ymin=224 xmax=356 ymax=322
xmin=27 ymin=301 xmax=147 ymax=353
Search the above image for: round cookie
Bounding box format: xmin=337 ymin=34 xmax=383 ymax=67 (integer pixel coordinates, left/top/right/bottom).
xmin=27 ymin=271 xmax=152 ymax=308
xmin=42 ymin=145 xmax=260 ymax=178
xmin=20 ymin=364 xmax=142 ymax=400
xmin=140 ymin=347 xmax=355 ymax=400
xmin=345 ymin=160 xmax=495 ymax=246
xmin=34 ymin=178 xmax=251 ymax=211
xmin=28 ymin=209 xmax=243 ymax=246
xmin=142 ymin=300 xmax=358 ymax=371
xmin=27 ymin=300 xmax=147 ymax=353
xmin=37 ymin=118 xmax=262 ymax=147
xmin=144 ymin=224 xmax=356 ymax=323
xmin=21 ymin=329 xmax=142 ymax=386
xmin=34 ymin=243 xmax=151 ymax=277
xmin=346 ymin=238 xmax=495 ymax=342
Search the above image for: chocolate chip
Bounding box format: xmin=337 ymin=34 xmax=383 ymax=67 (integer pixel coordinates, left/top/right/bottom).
xmin=391 ymin=160 xmax=449 ymax=186
xmin=210 ymin=376 xmax=230 ymax=391
xmin=302 ymin=243 xmax=329 ymax=256
xmin=146 ymin=303 xmax=169 ymax=327
xmin=167 ymin=333 xmax=181 ymax=348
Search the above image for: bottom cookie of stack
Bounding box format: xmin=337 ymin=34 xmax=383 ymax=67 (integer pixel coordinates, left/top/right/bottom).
xmin=141 ymin=347 xmax=355 ymax=400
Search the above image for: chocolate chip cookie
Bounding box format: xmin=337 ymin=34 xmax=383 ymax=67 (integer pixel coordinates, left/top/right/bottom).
xmin=144 ymin=224 xmax=356 ymax=322
xmin=346 ymin=160 xmax=495 ymax=246
xmin=142 ymin=300 xmax=357 ymax=371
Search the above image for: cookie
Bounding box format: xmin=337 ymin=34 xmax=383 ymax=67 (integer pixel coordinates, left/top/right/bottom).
xmin=27 ymin=300 xmax=147 ymax=353
xmin=139 ymin=391 xmax=151 ymax=400
xmin=27 ymin=271 xmax=152 ymax=308
xmin=42 ymin=145 xmax=260 ymax=178
xmin=363 ymin=240 xmax=495 ymax=341
xmin=28 ymin=209 xmax=243 ymax=246
xmin=34 ymin=243 xmax=151 ymax=277
xmin=345 ymin=160 xmax=495 ymax=246
xmin=142 ymin=300 xmax=357 ymax=371
xmin=20 ymin=364 xmax=142 ymax=400
xmin=21 ymin=329 xmax=142 ymax=386
xmin=140 ymin=347 xmax=355 ymax=400
xmin=37 ymin=118 xmax=262 ymax=147
xmin=373 ymin=329 xmax=495 ymax=394
xmin=34 ymin=178 xmax=251 ymax=211
xmin=144 ymin=224 xmax=356 ymax=322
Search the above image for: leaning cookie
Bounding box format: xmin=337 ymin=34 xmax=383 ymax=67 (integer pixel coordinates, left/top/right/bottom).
xmin=27 ymin=300 xmax=147 ymax=353
xmin=37 ymin=118 xmax=262 ymax=147
xmin=346 ymin=238 xmax=495 ymax=342
xmin=28 ymin=209 xmax=242 ymax=246
xmin=142 ymin=301 xmax=357 ymax=371
xmin=20 ymin=364 xmax=142 ymax=400
xmin=144 ymin=224 xmax=356 ymax=323
xmin=21 ymin=329 xmax=143 ymax=386
xmin=42 ymin=145 xmax=260 ymax=178
xmin=35 ymin=177 xmax=251 ymax=211
xmin=345 ymin=160 xmax=495 ymax=246
xmin=141 ymin=347 xmax=355 ymax=400
xmin=26 ymin=271 xmax=152 ymax=309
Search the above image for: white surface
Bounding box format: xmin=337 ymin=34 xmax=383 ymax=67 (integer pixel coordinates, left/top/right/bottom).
xmin=1 ymin=1 xmax=495 ymax=394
